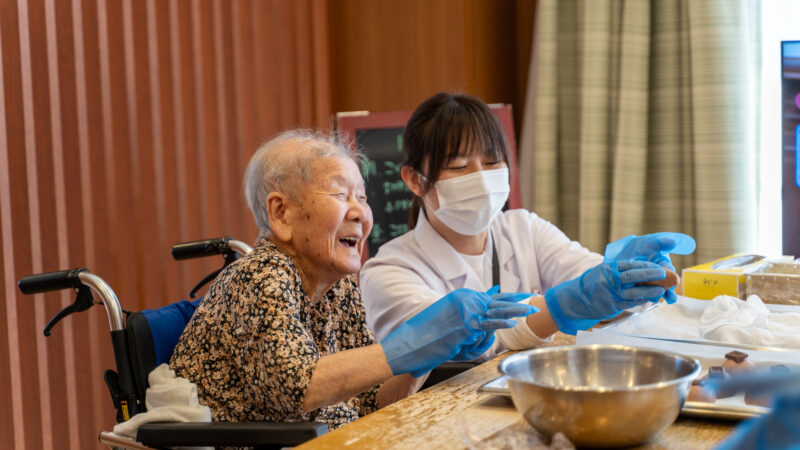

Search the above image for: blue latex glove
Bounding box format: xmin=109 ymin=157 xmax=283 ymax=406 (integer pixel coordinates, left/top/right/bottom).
xmin=716 ymin=395 xmax=800 ymax=450
xmin=604 ymin=232 xmax=696 ymax=304
xmin=544 ymin=260 xmax=667 ymax=335
xmin=705 ymin=371 xmax=800 ymax=450
xmin=453 ymin=286 xmax=540 ymax=361
xmin=381 ymin=288 xmax=536 ymax=377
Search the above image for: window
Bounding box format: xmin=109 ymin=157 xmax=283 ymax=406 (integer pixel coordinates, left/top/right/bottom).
xmin=758 ymin=0 xmax=800 ymax=255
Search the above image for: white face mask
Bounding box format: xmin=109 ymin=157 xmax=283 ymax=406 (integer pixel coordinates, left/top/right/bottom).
xmin=423 ymin=168 xmax=510 ymax=235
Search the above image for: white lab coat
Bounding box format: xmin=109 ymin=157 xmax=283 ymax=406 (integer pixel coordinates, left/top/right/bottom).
xmin=360 ymin=209 xmax=602 ymax=361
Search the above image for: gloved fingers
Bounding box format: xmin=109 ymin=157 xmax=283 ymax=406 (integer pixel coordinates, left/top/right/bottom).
xmin=486 ymin=285 xmax=500 ymax=295
xmin=604 ymin=232 xmax=696 ymax=260
xmin=617 ymin=285 xmax=665 ymax=302
xmin=640 ymin=232 xmax=692 ymax=254
xmin=477 ymin=318 xmax=518 ymax=331
xmin=650 ymin=232 xmax=696 ymax=255
xmin=603 ymin=234 xmax=635 ymax=260
xmin=664 ymin=288 xmax=678 ymax=304
xmin=649 ymin=253 xmax=676 ymax=272
xmin=615 ymin=259 xmax=664 ymax=272
xmin=486 ymin=301 xmax=539 ymax=319
xmin=468 ymin=334 xmax=496 ymax=356
xmin=615 ymin=261 xmax=666 ymax=285
xmin=453 ymin=333 xmax=495 ymax=360
xmin=489 ymin=292 xmax=534 ymax=303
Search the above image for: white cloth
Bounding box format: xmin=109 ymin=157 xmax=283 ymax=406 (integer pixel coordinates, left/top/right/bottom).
xmin=700 ymin=295 xmax=800 ymax=348
xmin=360 ymin=209 xmax=602 ymax=360
xmin=578 ymin=329 xmax=800 ymax=379
xmin=609 ymin=295 xmax=800 ymax=350
xmin=113 ymin=364 xmax=212 ymax=439
xmin=612 ymin=296 xmax=709 ymax=340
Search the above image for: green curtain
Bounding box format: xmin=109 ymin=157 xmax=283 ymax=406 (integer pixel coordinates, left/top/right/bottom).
xmin=518 ymin=0 xmax=761 ymax=269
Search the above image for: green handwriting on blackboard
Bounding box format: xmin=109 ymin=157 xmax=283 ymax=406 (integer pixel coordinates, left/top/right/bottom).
xmin=370 ymin=224 xmax=385 ymax=244
xmin=369 ymin=223 xmax=409 ymax=244
xmin=384 ymin=199 xmax=413 ymax=213
xmin=382 ymin=160 xmax=402 ymax=176
xmin=383 ymin=180 xmax=408 ymax=195
xmin=389 ymin=223 xmax=408 ymax=237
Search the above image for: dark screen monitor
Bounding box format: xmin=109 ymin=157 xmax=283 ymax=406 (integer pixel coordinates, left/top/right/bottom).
xmin=781 ymin=41 xmax=800 ymax=257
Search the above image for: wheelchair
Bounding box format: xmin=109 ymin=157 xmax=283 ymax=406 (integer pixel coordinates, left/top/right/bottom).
xmin=18 ymin=237 xmax=327 ymax=450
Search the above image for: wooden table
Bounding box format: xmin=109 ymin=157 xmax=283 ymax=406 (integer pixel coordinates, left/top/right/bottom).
xmin=298 ymin=334 xmax=739 ymax=449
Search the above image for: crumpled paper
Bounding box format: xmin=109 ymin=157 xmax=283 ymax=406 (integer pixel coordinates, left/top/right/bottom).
xmin=700 ymin=295 xmax=800 ymax=348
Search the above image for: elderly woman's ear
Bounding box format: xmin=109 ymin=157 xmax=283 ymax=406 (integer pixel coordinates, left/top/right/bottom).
xmin=266 ymin=191 xmax=295 ymax=242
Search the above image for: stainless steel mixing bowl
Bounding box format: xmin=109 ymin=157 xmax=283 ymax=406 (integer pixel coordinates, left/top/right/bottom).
xmin=498 ymin=345 xmax=701 ymax=448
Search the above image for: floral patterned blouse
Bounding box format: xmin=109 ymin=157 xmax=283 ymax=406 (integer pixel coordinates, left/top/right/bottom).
xmin=170 ymin=237 xmax=380 ymax=430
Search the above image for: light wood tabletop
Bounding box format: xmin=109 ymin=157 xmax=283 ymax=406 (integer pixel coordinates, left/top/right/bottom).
xmin=297 ymin=334 xmax=740 ymax=449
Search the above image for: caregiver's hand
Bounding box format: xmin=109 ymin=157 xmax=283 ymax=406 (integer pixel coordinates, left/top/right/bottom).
xmin=604 ymin=232 xmax=696 ymax=303
xmin=381 ymin=288 xmax=536 ymax=376
xmin=544 ymin=260 xmax=667 ymax=335
xmin=705 ymin=371 xmax=800 ymax=450
xmin=453 ymin=286 xmax=539 ymax=361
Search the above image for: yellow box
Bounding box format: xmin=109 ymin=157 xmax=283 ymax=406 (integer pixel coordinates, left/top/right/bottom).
xmin=681 ymin=254 xmax=794 ymax=300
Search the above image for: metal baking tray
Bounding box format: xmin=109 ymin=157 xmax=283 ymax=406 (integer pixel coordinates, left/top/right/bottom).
xmin=478 ymin=375 xmax=769 ymax=420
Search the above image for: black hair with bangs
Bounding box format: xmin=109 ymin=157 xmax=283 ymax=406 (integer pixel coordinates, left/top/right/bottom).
xmin=402 ymin=92 xmax=511 ymax=228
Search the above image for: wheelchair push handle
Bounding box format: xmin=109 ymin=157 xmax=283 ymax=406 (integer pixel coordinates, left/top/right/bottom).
xmin=172 ymin=236 xmax=253 ymax=298
xmin=18 ymin=268 xmax=138 ymax=420
xmin=171 ymin=236 xmax=249 ymax=259
xmin=18 ymin=268 xmax=88 ymax=294
xmin=18 ymin=268 xmax=125 ymax=333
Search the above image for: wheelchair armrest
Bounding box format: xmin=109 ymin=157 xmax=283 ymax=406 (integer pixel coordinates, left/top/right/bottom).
xmin=421 ymin=361 xmax=480 ymax=390
xmin=136 ymin=421 xmax=328 ymax=449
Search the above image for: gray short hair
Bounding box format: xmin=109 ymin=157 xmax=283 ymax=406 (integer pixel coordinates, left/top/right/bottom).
xmin=244 ymin=129 xmax=362 ymax=235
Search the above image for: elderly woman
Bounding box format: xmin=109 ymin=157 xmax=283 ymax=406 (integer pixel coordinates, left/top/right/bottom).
xmin=170 ymin=130 xmax=536 ymax=429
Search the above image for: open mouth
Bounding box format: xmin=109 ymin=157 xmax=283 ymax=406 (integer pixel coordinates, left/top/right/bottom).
xmin=338 ymin=237 xmax=359 ymax=248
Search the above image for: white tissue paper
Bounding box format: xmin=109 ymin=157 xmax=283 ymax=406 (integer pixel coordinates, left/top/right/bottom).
xmin=609 ymin=295 xmax=800 ymax=350
xmin=700 ymin=295 xmax=800 ymax=348
xmin=113 ymin=364 xmax=211 ymax=440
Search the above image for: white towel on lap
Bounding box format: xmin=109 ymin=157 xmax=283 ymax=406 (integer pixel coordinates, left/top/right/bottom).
xmin=113 ymin=364 xmax=211 ymax=438
xmin=699 ymin=295 xmax=800 ymax=348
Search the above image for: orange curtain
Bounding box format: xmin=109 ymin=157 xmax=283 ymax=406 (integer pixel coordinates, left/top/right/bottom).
xmin=0 ymin=0 xmax=331 ymax=448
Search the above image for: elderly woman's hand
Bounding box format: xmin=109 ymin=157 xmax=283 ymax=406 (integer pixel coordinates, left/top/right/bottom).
xmin=381 ymin=288 xmax=537 ymax=377
xmin=453 ymin=287 xmax=540 ymax=360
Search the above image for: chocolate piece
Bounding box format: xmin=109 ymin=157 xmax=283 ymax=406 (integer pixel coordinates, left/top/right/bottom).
xmin=691 ymin=378 xmax=705 ymax=386
xmin=724 ymin=351 xmax=749 ymax=363
xmin=723 ymin=357 xmax=756 ymax=374
xmin=708 ymin=366 xmax=726 ymax=378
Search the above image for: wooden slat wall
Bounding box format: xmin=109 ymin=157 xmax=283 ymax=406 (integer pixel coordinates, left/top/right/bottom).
xmin=0 ymin=0 xmax=534 ymax=448
xmin=1 ymin=0 xmax=330 ymax=448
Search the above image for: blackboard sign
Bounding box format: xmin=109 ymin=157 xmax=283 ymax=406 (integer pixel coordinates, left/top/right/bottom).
xmin=356 ymin=127 xmax=412 ymax=256
xmin=335 ymin=106 xmax=520 ymax=261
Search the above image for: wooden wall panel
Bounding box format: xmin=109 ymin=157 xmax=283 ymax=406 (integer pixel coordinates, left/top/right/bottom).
xmin=329 ymin=0 xmax=536 ymax=135
xmin=1 ymin=0 xmax=334 ymax=447
xmin=0 ymin=0 xmax=536 ymax=448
